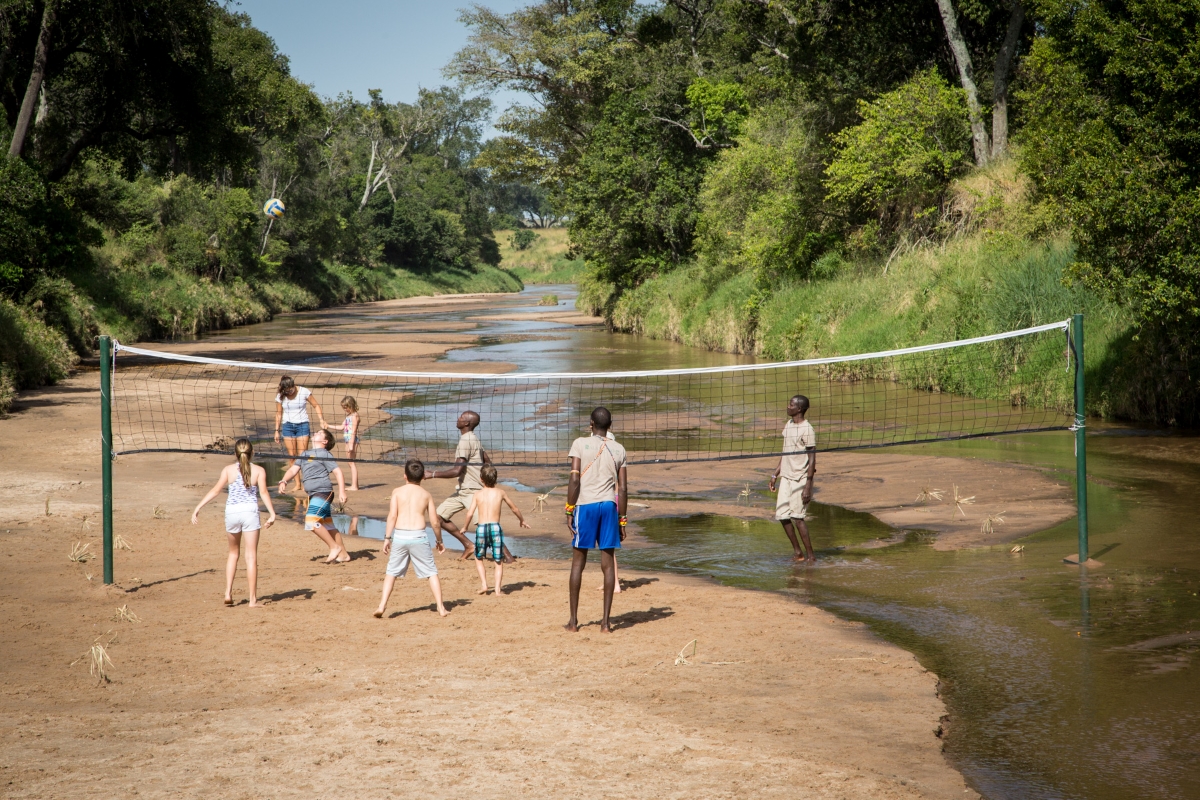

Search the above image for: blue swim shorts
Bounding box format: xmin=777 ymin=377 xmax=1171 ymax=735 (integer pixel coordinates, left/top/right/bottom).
xmin=305 ymin=493 xmax=333 ymax=530
xmin=474 ymin=522 xmax=504 ymax=562
xmin=281 ymin=421 xmax=311 ymax=439
xmin=572 ymin=501 xmax=620 ymax=550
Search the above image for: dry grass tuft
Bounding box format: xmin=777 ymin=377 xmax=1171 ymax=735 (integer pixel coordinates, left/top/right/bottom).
xmin=71 ymin=634 xmax=116 ymax=684
xmin=737 ymin=483 xmax=752 ymax=504
xmin=152 ymin=505 xmax=167 ymax=519
xmin=533 ymin=487 xmax=560 ymax=513
xmin=114 ymin=534 xmax=133 ymax=551
xmin=675 ymin=638 xmax=698 ymax=666
xmin=112 ymin=605 xmax=141 ymax=623
xmin=952 ymin=485 xmax=976 ymax=517
xmin=68 ymin=541 xmax=94 ymax=563
xmin=915 ymin=486 xmax=945 ymax=504
xmin=79 ymin=514 xmax=93 ymax=533
xmin=45 ymin=497 xmax=51 ymax=517
xmin=1010 ymin=544 xmax=1026 ymax=554
xmin=981 ymin=511 xmax=1007 ymax=535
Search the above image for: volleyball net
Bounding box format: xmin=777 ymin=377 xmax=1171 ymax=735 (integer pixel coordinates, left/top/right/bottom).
xmin=105 ymin=320 xmax=1076 ymax=467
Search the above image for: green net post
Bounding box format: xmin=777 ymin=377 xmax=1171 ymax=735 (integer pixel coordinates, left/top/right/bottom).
xmin=1072 ymin=313 xmax=1088 ymax=564
xmin=100 ymin=335 xmax=114 ymax=585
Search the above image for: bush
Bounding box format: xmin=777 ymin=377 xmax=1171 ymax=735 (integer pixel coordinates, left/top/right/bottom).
xmin=0 ymin=297 xmax=78 ymax=414
xmin=694 ymin=102 xmax=833 ymax=282
xmin=825 ymin=69 xmax=972 ymax=236
xmin=511 ymin=229 xmax=539 ymax=250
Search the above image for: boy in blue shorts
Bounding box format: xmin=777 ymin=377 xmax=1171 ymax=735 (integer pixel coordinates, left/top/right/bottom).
xmin=278 ymin=428 xmax=350 ymax=563
xmin=462 ymin=464 xmax=530 ymax=597
xmin=563 ymin=407 xmax=628 ymax=633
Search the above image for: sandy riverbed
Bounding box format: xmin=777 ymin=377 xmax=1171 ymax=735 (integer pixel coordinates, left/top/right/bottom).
xmin=0 ymin=291 xmax=1075 ymax=798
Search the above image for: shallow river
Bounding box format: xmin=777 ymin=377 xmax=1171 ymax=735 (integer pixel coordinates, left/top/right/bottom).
xmin=205 ymin=285 xmax=1200 ymax=800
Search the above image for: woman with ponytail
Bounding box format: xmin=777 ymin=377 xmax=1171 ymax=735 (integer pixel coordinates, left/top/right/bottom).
xmin=192 ymin=438 xmax=277 ymax=607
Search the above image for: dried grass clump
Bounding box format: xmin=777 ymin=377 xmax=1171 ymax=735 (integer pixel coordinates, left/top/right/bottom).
xmin=152 ymin=505 xmax=167 ymax=519
xmin=1010 ymin=544 xmax=1026 ymax=554
xmin=981 ymin=511 xmax=1007 ymax=535
xmin=915 ymin=486 xmax=944 ymax=504
xmin=737 ymin=483 xmax=752 ymax=504
xmin=72 ymin=638 xmax=115 ymax=684
xmin=112 ymin=605 xmax=141 ymax=623
xmin=675 ymin=638 xmax=698 ymax=666
xmin=533 ymin=487 xmax=559 ymax=513
xmin=114 ymin=534 xmax=133 ymax=551
xmin=68 ymin=541 xmax=94 ymax=563
xmin=952 ymin=485 xmax=975 ymax=517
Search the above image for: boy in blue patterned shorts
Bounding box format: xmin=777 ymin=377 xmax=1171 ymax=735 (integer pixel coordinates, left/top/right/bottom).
xmin=462 ymin=464 xmax=530 ymax=597
xmin=278 ymin=428 xmax=350 ymax=563
xmin=564 ymin=407 xmax=628 ymax=633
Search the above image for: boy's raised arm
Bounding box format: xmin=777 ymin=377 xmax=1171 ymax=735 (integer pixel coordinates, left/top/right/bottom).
xmin=278 ymin=463 xmax=300 ymax=493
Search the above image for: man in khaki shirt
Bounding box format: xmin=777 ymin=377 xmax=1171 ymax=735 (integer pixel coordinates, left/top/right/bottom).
xmin=429 ymin=410 xmax=514 ymax=562
xmin=769 ymin=395 xmax=817 ymax=563
xmin=563 ymin=407 xmax=627 ymax=633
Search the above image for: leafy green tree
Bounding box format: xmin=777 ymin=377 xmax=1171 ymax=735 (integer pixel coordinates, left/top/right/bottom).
xmin=825 ymin=69 xmax=971 ymax=238
xmin=1018 ymin=0 xmax=1200 ymax=328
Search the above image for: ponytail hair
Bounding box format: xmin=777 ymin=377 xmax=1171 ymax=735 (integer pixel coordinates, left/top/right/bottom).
xmin=277 ymin=375 xmax=297 ymax=400
xmin=234 ymin=438 xmax=254 ymax=488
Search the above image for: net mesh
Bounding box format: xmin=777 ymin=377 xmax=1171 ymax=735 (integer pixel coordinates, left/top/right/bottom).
xmin=110 ymin=321 xmax=1075 ymax=466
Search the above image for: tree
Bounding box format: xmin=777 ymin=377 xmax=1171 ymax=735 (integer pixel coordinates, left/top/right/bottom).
xmin=1018 ymin=0 xmax=1200 ymax=329
xmin=933 ymin=0 xmax=1029 ymax=164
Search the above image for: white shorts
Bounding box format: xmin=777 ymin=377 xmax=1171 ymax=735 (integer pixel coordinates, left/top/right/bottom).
xmin=387 ymin=533 xmax=438 ymax=579
xmin=225 ymin=507 xmax=261 ymax=534
xmin=775 ymin=476 xmax=809 ymax=521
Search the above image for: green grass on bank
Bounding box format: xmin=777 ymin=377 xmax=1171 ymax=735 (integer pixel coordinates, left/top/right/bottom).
xmin=497 ymin=227 xmax=586 ymax=284
xmin=0 ymin=257 xmax=521 ymax=415
xmin=591 ymin=232 xmax=1149 ymax=421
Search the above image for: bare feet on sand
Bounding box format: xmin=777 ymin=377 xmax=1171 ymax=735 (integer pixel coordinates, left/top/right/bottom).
xmin=437 ymin=606 xmax=450 ymax=617
xmin=324 ymin=547 xmax=344 ymax=564
xmin=476 ymin=587 xmax=489 ymax=595
xmin=372 ymin=610 xmax=383 ymax=618
xmin=596 ymin=582 xmax=622 ymax=594
xmin=563 ymin=622 xmax=578 ymax=632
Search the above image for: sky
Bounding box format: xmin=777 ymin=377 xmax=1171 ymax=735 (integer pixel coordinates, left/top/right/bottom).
xmin=229 ymin=0 xmax=531 ymax=137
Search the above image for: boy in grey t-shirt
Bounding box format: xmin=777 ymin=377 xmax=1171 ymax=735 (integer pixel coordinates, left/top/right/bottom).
xmin=279 ymin=428 xmax=350 ymax=563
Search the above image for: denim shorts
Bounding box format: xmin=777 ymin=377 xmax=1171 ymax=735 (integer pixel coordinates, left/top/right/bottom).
xmin=281 ymin=421 xmax=311 ymax=439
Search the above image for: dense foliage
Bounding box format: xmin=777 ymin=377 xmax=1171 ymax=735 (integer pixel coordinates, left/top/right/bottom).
xmin=0 ymin=0 xmax=519 ymax=409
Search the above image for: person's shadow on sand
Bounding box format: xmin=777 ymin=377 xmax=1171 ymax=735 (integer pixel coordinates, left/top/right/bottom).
xmin=586 ymin=606 xmax=674 ymax=631
xmin=499 ymin=581 xmax=545 ymax=595
xmin=260 ymin=588 xmax=316 ymax=603
xmin=388 ymin=598 xmax=472 ymax=618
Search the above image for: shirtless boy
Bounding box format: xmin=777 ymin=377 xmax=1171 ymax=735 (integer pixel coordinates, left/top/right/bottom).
xmin=429 ymin=411 xmax=514 ymax=563
xmin=564 ymin=407 xmax=628 ymax=633
xmin=462 ymin=464 xmax=530 ymax=597
xmin=768 ymin=394 xmax=817 ymax=563
xmin=373 ymin=459 xmax=449 ymax=618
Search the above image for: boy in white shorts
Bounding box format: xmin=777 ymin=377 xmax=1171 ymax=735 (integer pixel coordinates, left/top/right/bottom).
xmin=768 ymin=394 xmax=817 ymax=563
xmin=374 ymin=459 xmax=449 ymax=618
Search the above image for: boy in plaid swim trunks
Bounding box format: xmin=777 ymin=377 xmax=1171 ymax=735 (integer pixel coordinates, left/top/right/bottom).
xmin=462 ymin=464 xmax=529 ymax=597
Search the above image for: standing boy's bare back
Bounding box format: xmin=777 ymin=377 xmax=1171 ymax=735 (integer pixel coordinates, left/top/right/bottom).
xmin=374 ymin=459 xmax=449 ymax=618
xmin=463 ymin=464 xmax=529 ymax=596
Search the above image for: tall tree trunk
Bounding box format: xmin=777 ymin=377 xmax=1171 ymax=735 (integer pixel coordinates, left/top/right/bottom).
xmin=8 ymin=0 xmax=55 ymax=158
xmin=991 ymin=0 xmax=1025 ymax=159
xmin=934 ymin=0 xmax=990 ymax=166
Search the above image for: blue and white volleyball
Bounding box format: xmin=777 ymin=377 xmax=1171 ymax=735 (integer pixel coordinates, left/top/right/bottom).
xmin=263 ymin=198 xmax=285 ymax=219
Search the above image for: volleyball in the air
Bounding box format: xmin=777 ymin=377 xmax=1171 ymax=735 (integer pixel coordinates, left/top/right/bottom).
xmin=263 ymin=198 xmax=285 ymax=219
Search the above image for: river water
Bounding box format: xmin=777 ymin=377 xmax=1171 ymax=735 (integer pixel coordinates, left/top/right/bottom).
xmin=205 ymin=284 xmax=1200 ymax=800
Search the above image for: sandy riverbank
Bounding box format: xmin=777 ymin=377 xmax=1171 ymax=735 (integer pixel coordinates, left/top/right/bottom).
xmin=0 ymin=290 xmax=1077 ymax=798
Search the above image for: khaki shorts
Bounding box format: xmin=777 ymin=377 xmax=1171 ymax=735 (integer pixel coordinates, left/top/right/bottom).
xmin=436 ymin=487 xmax=475 ymax=520
xmin=775 ymin=476 xmax=809 ymax=521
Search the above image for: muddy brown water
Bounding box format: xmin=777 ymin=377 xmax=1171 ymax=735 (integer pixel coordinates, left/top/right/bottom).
xmin=198 ymin=285 xmax=1199 ymax=800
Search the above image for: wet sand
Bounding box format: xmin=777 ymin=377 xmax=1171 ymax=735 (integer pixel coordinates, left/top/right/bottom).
xmin=0 ymin=291 xmax=1079 ymax=798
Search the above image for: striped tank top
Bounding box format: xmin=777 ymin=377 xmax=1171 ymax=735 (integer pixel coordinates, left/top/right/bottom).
xmin=227 ymin=474 xmax=259 ymax=510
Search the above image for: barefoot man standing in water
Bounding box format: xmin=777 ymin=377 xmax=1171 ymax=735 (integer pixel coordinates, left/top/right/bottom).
xmin=564 ymin=407 xmax=628 ymax=633
xmin=769 ymin=394 xmax=817 ymax=563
